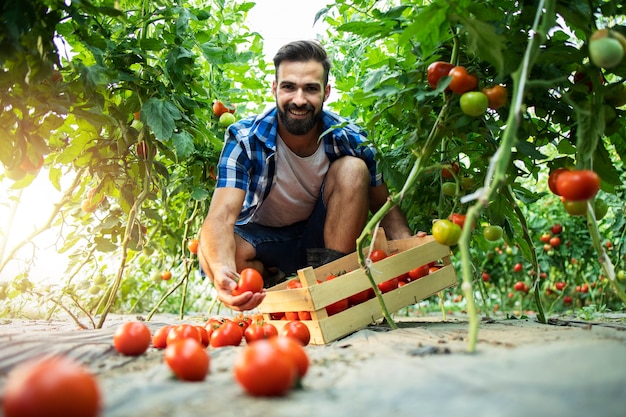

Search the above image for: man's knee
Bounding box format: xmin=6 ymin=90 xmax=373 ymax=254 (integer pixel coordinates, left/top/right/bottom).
xmin=326 ymin=156 xmax=369 ymax=192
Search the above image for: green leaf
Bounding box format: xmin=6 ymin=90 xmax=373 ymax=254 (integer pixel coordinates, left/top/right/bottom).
xmin=399 ymin=3 xmax=449 ymax=58
xmin=460 ymin=17 xmax=506 ymax=74
xmin=190 ymin=186 xmax=210 ymax=201
xmin=143 ymin=98 xmax=182 ymax=141
xmin=172 ymin=131 xmax=194 ymax=158
xmin=94 ymin=237 xmax=118 ymax=253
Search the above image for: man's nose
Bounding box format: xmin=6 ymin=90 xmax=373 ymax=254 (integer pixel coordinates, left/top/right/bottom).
xmin=292 ymin=88 xmax=307 ymax=106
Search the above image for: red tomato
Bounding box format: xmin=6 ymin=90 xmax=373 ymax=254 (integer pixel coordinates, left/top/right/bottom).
xmin=513 ymin=263 xmax=523 ymax=273
xmin=3 ymin=356 xmax=100 ymax=417
xmin=297 ymin=311 xmax=312 ymax=320
xmin=555 ymin=169 xmax=600 ymax=201
xmin=348 ymin=287 xmax=375 ymax=306
xmin=447 ymin=66 xmax=478 ymax=94
xmin=244 ymin=322 xmax=278 ymax=344
xmin=555 ymin=282 xmax=566 ymax=291
xmin=378 ymin=277 xmax=399 ymax=293
xmin=563 ymin=295 xmax=573 ymax=304
xmin=482 ymin=85 xmax=508 ymax=109
xmin=284 ymin=311 xmax=300 ymax=321
xmin=187 ymin=239 xmax=199 ymax=254
xmin=548 ymin=167 xmax=569 ymax=195
xmin=369 ymin=249 xmax=387 ymax=262
xmin=441 ymin=161 xmax=460 ymax=179
xmin=113 ymin=321 xmax=152 ymax=356
xmin=280 ymin=321 xmax=311 ymax=346
xmin=210 ymin=320 xmax=243 ymax=347
xmin=164 ymin=338 xmax=210 ymax=382
xmin=408 ymin=264 xmax=430 ymax=280
xmin=232 ymin=268 xmax=264 ymax=296
xmin=551 ymin=224 xmax=563 ymax=235
xmin=427 ymin=61 xmax=455 ymax=89
xmin=167 ymin=324 xmax=201 ymax=346
xmin=549 ymin=236 xmax=561 ymax=248
xmin=481 ymin=272 xmax=490 ymax=282
xmin=152 ymin=325 xmax=172 ymax=349
xmin=286 ymin=278 xmax=302 ymax=289
xmin=324 ymin=275 xmax=349 ymax=316
xmin=540 ymin=233 xmax=552 ymax=243
xmin=513 ymin=281 xmax=526 ymax=291
xmin=195 ymin=326 xmax=210 ymax=347
xmin=448 ymin=213 xmax=468 ymax=229
xmin=234 ymin=339 xmax=297 ymax=397
xmin=271 ymin=336 xmax=309 ymax=379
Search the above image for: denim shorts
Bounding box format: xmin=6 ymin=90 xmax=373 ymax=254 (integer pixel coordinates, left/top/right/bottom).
xmin=234 ymin=192 xmax=326 ymax=276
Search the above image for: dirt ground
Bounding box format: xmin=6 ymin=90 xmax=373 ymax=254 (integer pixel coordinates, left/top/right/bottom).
xmin=1 ymin=312 xmax=625 ymax=417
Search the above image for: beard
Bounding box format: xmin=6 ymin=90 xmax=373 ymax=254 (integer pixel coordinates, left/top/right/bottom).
xmin=277 ymin=102 xmax=323 ymax=135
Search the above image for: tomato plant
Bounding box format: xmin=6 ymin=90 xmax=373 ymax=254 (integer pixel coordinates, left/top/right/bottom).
xmin=113 ymin=321 xmax=152 ymax=356
xmin=232 ymin=268 xmax=264 ymax=296
xmin=3 ymin=356 xmax=100 ymax=417
xmin=164 ymin=338 xmax=210 ymax=382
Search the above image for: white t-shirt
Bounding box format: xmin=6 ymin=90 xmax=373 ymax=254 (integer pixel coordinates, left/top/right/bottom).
xmin=251 ymin=135 xmax=330 ymax=227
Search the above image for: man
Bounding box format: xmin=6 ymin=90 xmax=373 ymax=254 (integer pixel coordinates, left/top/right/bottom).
xmin=198 ymin=40 xmax=412 ymax=311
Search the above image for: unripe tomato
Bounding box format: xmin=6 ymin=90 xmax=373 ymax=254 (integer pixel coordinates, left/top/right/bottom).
xmin=432 ymin=219 xmax=462 ymax=246
xmin=593 ymin=198 xmax=609 ymax=220
xmin=483 ymin=225 xmax=503 ymax=241
xmin=562 ymin=199 xmax=588 ymax=216
xmin=460 ymin=91 xmax=489 ymax=116
xmin=447 ymin=66 xmax=478 ymax=94
xmin=441 ymin=182 xmax=457 ymax=197
xmin=589 ymin=36 xmax=624 ymax=69
xmin=555 ymin=169 xmax=600 ymax=201
xmin=427 ymin=61 xmax=455 ymax=90
xmin=482 ymin=85 xmax=508 ymax=109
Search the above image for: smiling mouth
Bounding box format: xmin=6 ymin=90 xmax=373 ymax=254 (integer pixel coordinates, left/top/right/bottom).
xmin=288 ymin=108 xmax=309 ymax=117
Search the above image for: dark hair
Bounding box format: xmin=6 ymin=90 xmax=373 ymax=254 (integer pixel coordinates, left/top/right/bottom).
xmin=272 ymin=40 xmax=331 ymax=86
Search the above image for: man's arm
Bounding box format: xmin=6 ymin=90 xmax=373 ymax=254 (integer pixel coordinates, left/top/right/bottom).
xmin=198 ymin=187 xmax=265 ymax=311
xmin=369 ymin=183 xmax=413 ymax=240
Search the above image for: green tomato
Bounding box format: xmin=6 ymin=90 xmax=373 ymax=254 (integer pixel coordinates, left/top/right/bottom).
xmin=617 ymin=270 xmax=626 ymax=281
xmin=432 ymin=219 xmax=462 ymax=246
xmin=441 ymin=182 xmax=457 ymax=197
xmin=563 ymin=199 xmax=588 ymax=216
xmin=483 ymin=225 xmax=503 ymax=241
xmin=219 ymin=112 xmax=236 ymax=127
xmin=151 ymin=271 xmax=162 ymax=284
xmin=589 ymin=37 xmax=624 ymax=69
xmin=460 ymin=91 xmax=489 ymax=117
xmin=593 ymin=198 xmax=609 ymax=220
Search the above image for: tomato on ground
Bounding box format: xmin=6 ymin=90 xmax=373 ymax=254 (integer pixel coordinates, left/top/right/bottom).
xmin=280 ymin=321 xmax=311 ymax=346
xmin=164 ymin=338 xmax=210 ymax=382
xmin=271 ymin=336 xmax=309 ymax=379
xmin=234 ymin=339 xmax=298 ymax=397
xmin=244 ymin=322 xmax=278 ymax=344
xmin=3 ymin=356 xmax=100 ymax=417
xmin=113 ymin=321 xmax=152 ymax=356
xmin=232 ymin=268 xmax=264 ymax=296
xmin=210 ymin=320 xmax=243 ymax=347
xmin=152 ymin=325 xmax=172 ymax=349
xmin=167 ymin=324 xmax=202 ymax=346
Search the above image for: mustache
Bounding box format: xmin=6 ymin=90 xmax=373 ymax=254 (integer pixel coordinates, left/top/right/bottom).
xmin=285 ymin=103 xmax=315 ymax=112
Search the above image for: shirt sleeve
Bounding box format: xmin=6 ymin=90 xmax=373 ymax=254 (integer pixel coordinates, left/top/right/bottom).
xmin=216 ymin=127 xmax=250 ymax=190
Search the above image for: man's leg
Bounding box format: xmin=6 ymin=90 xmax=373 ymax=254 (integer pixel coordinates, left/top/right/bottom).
xmin=322 ymin=156 xmax=370 ymax=253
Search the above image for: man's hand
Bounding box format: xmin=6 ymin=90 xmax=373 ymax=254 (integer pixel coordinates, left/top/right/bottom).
xmin=212 ymin=266 xmax=266 ymax=311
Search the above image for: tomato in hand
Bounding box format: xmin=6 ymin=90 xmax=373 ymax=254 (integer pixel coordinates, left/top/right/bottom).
xmin=280 ymin=321 xmax=311 ymax=346
xmin=482 ymin=85 xmax=508 ymax=109
xmin=113 ymin=321 xmax=152 ymax=356
xmin=447 ymin=66 xmax=478 ymax=94
xmin=432 ymin=219 xmax=462 ymax=246
xmin=427 ymin=61 xmax=455 ymax=89
xmin=164 ymin=338 xmax=210 ymax=382
xmin=555 ymin=169 xmax=600 ymax=201
xmin=232 ymin=268 xmax=264 ymax=296
xmin=234 ymin=339 xmax=298 ymax=397
xmin=3 ymin=356 xmax=100 ymax=417
xmin=460 ymin=91 xmax=489 ymax=116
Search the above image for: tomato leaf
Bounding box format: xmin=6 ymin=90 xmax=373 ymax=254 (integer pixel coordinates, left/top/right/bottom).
xmin=172 ymin=131 xmax=194 ymax=158
xmin=143 ymin=98 xmax=181 ymax=141
xmin=460 ymin=17 xmax=506 ymax=75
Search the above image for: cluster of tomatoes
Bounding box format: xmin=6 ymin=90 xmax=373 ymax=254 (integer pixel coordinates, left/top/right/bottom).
xmin=547 ymin=168 xmax=602 ymax=217
xmin=539 ymin=223 xmax=564 ymax=253
xmin=427 ymin=61 xmax=508 ymax=117
xmin=271 ymin=249 xmax=440 ymax=319
xmin=213 ymin=100 xmax=237 ymax=128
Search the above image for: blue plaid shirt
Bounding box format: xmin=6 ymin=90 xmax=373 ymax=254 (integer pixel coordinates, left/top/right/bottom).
xmin=216 ymin=107 xmax=382 ymax=225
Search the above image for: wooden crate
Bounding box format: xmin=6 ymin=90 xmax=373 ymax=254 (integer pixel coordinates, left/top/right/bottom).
xmin=257 ymin=229 xmax=458 ymax=345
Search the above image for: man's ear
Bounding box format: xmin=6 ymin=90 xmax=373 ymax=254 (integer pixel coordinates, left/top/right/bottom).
xmin=272 ymin=80 xmax=277 ymax=97
xmin=323 ymin=84 xmax=331 ymax=102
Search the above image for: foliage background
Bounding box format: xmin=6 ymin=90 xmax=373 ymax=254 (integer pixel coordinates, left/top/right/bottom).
xmin=1 ymin=0 xmax=625 ymax=326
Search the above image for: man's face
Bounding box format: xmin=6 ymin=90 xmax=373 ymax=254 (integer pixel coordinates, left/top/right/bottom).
xmin=272 ymin=60 xmax=330 ymax=136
